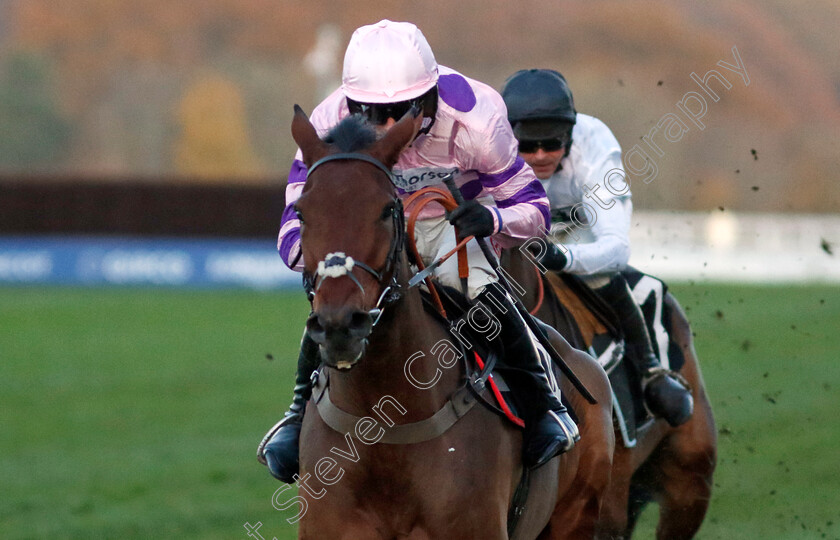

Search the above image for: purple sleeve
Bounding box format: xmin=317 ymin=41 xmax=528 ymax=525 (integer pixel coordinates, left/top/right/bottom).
xmin=471 ymin=156 xmax=551 ymax=246
xmin=277 ymin=160 xmax=307 ymax=270
xmin=453 ymin=83 xmax=551 ymax=246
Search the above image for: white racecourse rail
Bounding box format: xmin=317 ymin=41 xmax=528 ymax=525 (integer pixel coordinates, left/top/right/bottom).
xmin=0 ymin=213 xmax=837 ymax=288
xmin=627 ymin=211 xmax=840 ymax=284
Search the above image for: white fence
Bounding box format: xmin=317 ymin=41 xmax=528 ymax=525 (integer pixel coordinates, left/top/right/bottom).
xmin=1 ymin=212 xmax=837 ymax=288
xmin=628 ymin=211 xmax=840 ymax=283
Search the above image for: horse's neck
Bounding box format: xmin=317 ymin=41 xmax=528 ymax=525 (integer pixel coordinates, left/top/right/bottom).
xmin=327 ymin=283 xmax=460 ymax=422
xmin=504 ymin=249 xmax=591 ymax=349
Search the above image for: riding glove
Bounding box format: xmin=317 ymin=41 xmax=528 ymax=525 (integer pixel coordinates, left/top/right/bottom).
xmin=529 ymin=240 xmax=568 ymax=271
xmin=446 ymin=200 xmax=495 ymax=239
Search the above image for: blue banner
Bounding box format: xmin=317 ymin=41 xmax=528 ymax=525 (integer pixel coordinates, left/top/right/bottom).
xmin=0 ymin=236 xmax=302 ymax=289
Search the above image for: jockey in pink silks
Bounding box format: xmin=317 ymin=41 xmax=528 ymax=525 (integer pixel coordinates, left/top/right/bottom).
xmin=259 ymin=20 xmax=578 ymax=484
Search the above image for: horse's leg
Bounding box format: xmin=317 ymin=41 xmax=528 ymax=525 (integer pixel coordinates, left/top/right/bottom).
xmin=649 ymin=295 xmax=717 ymax=539
xmin=650 ymin=398 xmax=716 ymax=538
xmin=542 ymin=446 xmax=613 ymax=540
xmin=302 ymin=518 xmax=489 ymax=540
xmin=596 ymin=444 xmax=635 ymax=539
xmin=625 ymin=482 xmax=652 ymax=533
xmin=537 ymin=329 xmax=615 ymax=540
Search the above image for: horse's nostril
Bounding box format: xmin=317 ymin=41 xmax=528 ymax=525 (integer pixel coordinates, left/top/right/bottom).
xmin=306 ymin=314 xmax=326 ymax=342
xmin=348 ymin=311 xmax=373 ymax=336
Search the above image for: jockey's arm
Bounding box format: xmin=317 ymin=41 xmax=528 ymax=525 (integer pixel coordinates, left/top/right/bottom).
xmin=489 ymin=164 xmax=551 ymax=248
xmin=562 ymin=149 xmax=632 ymax=275
xmin=277 ymin=158 xmax=307 ymax=271
xmin=457 ymin=102 xmax=550 ymax=249
xmin=562 ymin=197 xmax=632 ymax=275
xmin=277 ymin=92 xmax=345 ymax=272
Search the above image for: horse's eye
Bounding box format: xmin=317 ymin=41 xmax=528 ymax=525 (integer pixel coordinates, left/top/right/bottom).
xmin=380 ymin=203 xmax=395 ymax=221
xmin=294 ymin=206 xmax=304 ymax=224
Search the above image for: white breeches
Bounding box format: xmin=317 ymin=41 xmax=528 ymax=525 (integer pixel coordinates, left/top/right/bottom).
xmin=412 ymin=216 xmax=499 ymax=300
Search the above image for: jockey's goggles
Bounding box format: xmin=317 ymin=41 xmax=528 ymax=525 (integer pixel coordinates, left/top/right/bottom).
xmin=347 ymin=97 xmax=422 ymax=125
xmin=517 ymin=135 xmax=569 ymax=154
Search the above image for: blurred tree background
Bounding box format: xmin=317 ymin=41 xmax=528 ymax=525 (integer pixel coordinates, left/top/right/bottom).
xmin=0 ymin=52 xmax=70 ymax=169
xmin=0 ymin=0 xmax=838 ymax=210
xmin=175 ymin=73 xmax=263 ymax=180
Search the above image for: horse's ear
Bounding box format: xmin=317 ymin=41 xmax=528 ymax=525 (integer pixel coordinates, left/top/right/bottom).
xmin=369 ymin=107 xmax=424 ymax=168
xmin=291 ymin=104 xmax=329 ymax=167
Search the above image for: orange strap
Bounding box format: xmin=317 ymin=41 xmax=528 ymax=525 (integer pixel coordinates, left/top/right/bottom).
xmin=529 ymin=264 xmax=545 ymax=316
xmin=404 ymin=187 xmax=472 ymax=318
xmin=405 ymin=189 xmax=525 ymax=428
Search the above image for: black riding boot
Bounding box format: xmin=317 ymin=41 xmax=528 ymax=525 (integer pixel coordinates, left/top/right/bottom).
xmin=597 ymin=274 xmax=693 ymax=427
xmin=474 ymin=286 xmax=579 ymax=468
xmin=258 ymin=329 xmax=321 ymax=483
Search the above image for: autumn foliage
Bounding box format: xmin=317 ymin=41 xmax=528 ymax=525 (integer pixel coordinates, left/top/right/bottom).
xmin=0 ymin=0 xmax=838 ymax=210
xmin=175 ymin=74 xmax=263 ymax=180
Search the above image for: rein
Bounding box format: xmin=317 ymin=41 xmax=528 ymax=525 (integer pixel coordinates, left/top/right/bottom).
xmin=301 ymin=155 xmax=470 ymax=326
xmin=403 ymin=186 xmax=471 ymax=319
xmin=530 ymin=263 xmax=545 ymax=315
xmin=301 ymin=157 xmax=513 ymax=443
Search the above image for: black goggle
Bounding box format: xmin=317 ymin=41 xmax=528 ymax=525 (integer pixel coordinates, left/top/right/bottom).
xmin=347 ymin=98 xmax=420 ymax=125
xmin=518 ymin=136 xmax=569 ymax=154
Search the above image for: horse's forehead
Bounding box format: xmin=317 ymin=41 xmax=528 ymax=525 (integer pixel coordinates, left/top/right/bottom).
xmin=305 ymin=160 xmax=393 ymax=204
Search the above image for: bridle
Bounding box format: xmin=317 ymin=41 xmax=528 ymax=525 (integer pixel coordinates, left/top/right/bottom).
xmin=301 ymin=153 xmax=405 ymax=328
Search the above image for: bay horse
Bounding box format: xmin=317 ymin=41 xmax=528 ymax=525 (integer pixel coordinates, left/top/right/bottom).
xmin=287 ymin=105 xmax=614 ymax=539
xmin=503 ymin=249 xmax=717 ymax=539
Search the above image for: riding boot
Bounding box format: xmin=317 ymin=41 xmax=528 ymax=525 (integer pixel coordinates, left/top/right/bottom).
xmin=258 ymin=329 xmax=321 ymax=483
xmin=474 ymin=286 xmax=579 ymax=468
xmin=596 ymin=274 xmax=693 ymax=427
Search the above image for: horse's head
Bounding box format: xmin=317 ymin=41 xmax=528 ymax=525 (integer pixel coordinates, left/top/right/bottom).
xmin=291 ymin=105 xmax=422 ymax=369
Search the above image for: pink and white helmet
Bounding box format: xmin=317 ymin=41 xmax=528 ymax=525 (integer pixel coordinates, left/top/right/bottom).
xmin=342 ymin=20 xmax=439 ymax=104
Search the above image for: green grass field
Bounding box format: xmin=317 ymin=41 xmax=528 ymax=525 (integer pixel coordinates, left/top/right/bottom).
xmin=1 ymin=284 xmax=838 ymax=539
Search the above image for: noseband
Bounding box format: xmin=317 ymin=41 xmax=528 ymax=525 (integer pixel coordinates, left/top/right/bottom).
xmin=302 ymin=153 xmax=405 ymax=326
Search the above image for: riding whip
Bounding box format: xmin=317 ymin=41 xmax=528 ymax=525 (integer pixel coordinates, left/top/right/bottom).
xmin=442 ymin=173 xmax=598 ymax=405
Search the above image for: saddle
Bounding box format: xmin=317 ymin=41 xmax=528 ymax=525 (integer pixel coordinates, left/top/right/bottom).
xmin=551 ymin=268 xmax=686 ymax=447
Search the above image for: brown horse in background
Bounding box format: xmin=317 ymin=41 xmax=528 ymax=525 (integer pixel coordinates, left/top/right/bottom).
xmin=287 ymin=106 xmax=613 ymax=539
xmin=503 ymin=249 xmax=717 ymax=539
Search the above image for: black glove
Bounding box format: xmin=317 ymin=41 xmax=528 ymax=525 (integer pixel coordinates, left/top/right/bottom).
xmin=446 ymin=200 xmax=495 ymax=239
xmin=528 ymin=240 xmax=568 ymax=271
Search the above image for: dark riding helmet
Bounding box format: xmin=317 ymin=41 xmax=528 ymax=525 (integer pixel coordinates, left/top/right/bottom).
xmin=502 ymin=69 xmax=576 ymax=153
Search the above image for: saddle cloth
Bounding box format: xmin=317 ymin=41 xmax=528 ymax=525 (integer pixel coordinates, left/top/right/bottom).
xmin=585 ymin=268 xmax=686 ymax=447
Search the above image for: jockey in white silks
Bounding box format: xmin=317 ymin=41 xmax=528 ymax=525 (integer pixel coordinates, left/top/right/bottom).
xmin=501 ymin=69 xmax=693 ymax=428
xmin=260 ymin=20 xmax=578 ymax=484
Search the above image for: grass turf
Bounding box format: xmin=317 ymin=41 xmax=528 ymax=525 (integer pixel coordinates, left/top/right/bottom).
xmin=0 ymin=284 xmax=838 ymax=539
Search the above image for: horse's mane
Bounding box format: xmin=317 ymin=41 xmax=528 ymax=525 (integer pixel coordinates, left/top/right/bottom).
xmin=324 ymin=114 xmax=377 ymax=152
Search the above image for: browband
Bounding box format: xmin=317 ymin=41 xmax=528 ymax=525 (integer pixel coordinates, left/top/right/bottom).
xmin=307 ymin=152 xmax=394 ymax=181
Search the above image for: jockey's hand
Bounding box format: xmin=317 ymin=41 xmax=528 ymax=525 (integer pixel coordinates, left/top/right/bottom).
xmin=446 ymin=200 xmax=495 ymax=239
xmin=529 ymin=240 xmax=568 ymax=271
